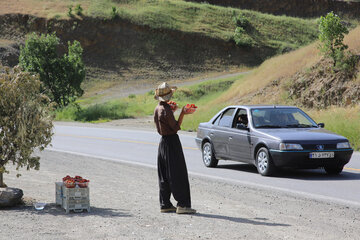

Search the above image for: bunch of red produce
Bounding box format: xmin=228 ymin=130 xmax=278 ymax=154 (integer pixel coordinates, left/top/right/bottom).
xmin=63 ymin=175 xmax=90 ymax=188
xmin=168 ymin=101 xmax=177 ymax=112
xmin=184 ymin=104 xmax=197 ymax=114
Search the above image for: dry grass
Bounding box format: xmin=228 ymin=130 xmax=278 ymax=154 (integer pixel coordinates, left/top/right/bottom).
xmin=345 ymin=25 xmax=360 ymax=53
xmin=0 ymin=38 xmax=15 ymax=47
xmin=0 ymin=0 xmax=90 ymax=18
xmin=212 ymin=42 xmax=320 ymax=105
xmin=212 ymin=25 xmax=360 ymax=106
xmin=307 ymin=106 xmax=360 ymax=150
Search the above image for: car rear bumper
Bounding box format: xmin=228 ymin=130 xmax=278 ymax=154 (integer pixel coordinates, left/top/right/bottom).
xmin=269 ymin=149 xmax=353 ymax=168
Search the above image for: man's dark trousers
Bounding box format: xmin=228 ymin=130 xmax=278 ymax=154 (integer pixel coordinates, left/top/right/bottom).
xmin=157 ymin=134 xmax=191 ymax=208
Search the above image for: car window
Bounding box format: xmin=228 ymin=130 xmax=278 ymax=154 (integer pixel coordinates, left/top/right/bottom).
xmin=212 ymin=114 xmax=221 ymax=125
xmin=251 ymin=108 xmax=317 ymax=128
xmin=218 ymin=108 xmax=235 ymax=128
xmin=233 ymin=109 xmax=248 ymax=128
xmin=293 ymin=112 xmax=313 ymax=125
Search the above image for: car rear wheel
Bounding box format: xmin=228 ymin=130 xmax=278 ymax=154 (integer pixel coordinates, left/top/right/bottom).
xmin=256 ymin=147 xmax=276 ymax=176
xmin=202 ymin=142 xmax=218 ymax=168
xmin=324 ymin=165 xmax=343 ymax=175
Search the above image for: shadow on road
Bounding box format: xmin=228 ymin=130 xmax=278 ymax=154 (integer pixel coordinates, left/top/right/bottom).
xmin=216 ymin=163 xmax=360 ymax=181
xmin=276 ymin=169 xmax=360 ymax=181
xmin=216 ymin=163 xmax=258 ymax=173
xmin=194 ymin=213 xmax=290 ymax=227
xmin=4 ymin=203 xmax=132 ymax=218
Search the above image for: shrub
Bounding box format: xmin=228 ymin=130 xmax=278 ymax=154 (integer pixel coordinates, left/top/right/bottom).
xmin=111 ymin=6 xmax=119 ymax=19
xmin=232 ymin=12 xmax=253 ymax=48
xmin=233 ymin=12 xmax=249 ymax=29
xmin=19 ymin=33 xmax=85 ymax=108
xmin=75 ymin=4 xmax=83 ymax=16
xmin=233 ymin=27 xmax=254 ymax=48
xmin=0 ymin=66 xmax=53 ymax=187
xmin=68 ymin=5 xmax=73 ymax=17
xmin=75 ymin=102 xmax=129 ymax=121
xmin=334 ymin=50 xmax=358 ymax=72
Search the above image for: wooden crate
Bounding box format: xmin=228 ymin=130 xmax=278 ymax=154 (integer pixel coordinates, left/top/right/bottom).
xmin=55 ymin=182 xmax=90 ymax=214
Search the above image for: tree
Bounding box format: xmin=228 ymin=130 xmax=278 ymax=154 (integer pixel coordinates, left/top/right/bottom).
xmin=318 ymin=12 xmax=349 ymax=67
xmin=0 ymin=66 xmax=53 ymax=187
xmin=19 ymin=33 xmax=85 ymax=108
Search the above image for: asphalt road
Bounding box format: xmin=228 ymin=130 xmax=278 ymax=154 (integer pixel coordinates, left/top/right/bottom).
xmin=49 ymin=124 xmax=360 ymax=206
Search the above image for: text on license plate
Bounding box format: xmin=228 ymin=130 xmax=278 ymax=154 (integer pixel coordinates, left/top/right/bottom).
xmin=309 ymin=152 xmax=334 ymax=159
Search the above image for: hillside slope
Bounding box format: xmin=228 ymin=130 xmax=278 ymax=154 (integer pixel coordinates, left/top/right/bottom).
xmin=181 ymin=26 xmax=360 ymax=148
xmin=211 ymin=26 xmax=360 ymax=107
xmin=0 ymin=0 xmax=319 ymax=100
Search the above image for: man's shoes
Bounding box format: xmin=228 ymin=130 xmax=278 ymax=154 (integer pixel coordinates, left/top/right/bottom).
xmin=160 ymin=206 xmax=177 ymax=213
xmin=176 ymin=206 xmax=196 ymax=214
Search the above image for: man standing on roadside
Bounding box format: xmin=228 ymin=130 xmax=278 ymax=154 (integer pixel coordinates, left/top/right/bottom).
xmin=153 ymin=82 xmax=196 ymax=214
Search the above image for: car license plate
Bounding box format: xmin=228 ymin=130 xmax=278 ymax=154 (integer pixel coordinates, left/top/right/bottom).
xmin=309 ymin=152 xmax=334 ymax=159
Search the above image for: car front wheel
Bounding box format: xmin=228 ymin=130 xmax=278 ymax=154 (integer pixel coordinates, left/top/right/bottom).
xmin=324 ymin=165 xmax=343 ymax=175
xmin=256 ymin=147 xmax=276 ymax=176
xmin=202 ymin=142 xmax=218 ymax=168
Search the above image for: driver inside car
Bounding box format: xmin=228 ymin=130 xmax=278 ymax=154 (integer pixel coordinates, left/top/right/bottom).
xmin=236 ymin=114 xmax=248 ymax=129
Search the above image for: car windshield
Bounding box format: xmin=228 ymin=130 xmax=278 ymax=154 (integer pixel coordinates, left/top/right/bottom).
xmin=251 ymin=108 xmax=318 ymax=128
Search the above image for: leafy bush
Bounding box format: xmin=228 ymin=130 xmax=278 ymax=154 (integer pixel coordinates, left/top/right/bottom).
xmin=68 ymin=5 xmax=73 ymax=17
xmin=128 ymin=94 xmax=136 ymax=98
xmin=233 ymin=12 xmax=249 ymax=29
xmin=19 ymin=33 xmax=85 ymax=108
xmin=75 ymin=102 xmax=129 ymax=121
xmin=233 ymin=27 xmax=254 ymax=48
xmin=75 ymin=4 xmax=83 ymax=16
xmin=111 ymin=6 xmax=119 ymax=19
xmin=0 ymin=66 xmax=53 ymax=187
xmin=232 ymin=12 xmax=254 ymax=48
xmin=334 ymin=50 xmax=358 ymax=72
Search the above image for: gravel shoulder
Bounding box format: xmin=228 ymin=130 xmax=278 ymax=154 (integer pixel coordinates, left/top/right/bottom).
xmin=1 ymin=149 xmax=360 ymax=240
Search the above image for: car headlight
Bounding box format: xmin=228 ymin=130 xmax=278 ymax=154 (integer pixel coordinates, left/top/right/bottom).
xmin=337 ymin=142 xmax=351 ymax=149
xmin=279 ymin=143 xmax=303 ymax=151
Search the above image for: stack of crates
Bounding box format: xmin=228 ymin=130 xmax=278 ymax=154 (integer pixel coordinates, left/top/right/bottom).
xmin=55 ymin=182 xmax=90 ymax=214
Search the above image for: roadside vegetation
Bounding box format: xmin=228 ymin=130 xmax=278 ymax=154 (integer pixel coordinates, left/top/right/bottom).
xmin=55 ymin=75 xmax=241 ymax=123
xmin=308 ymin=107 xmax=360 ymax=151
xmin=19 ymin=33 xmax=85 ymax=108
xmin=3 ymin=2 xmax=358 ymax=149
xmin=2 ymin=0 xmax=319 ymax=52
xmin=179 ymin=24 xmax=360 ymax=149
xmin=0 ymin=66 xmax=53 ymax=187
xmin=55 ymin=21 xmax=360 ymax=149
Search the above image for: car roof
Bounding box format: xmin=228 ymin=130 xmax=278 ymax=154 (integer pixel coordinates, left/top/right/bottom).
xmin=227 ymin=105 xmax=299 ymax=110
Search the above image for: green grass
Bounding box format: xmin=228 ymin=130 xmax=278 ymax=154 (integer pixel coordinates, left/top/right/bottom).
xmin=55 ymin=75 xmax=241 ymax=123
xmin=308 ymin=107 xmax=360 ymax=151
xmin=85 ymin=0 xmax=318 ymax=50
xmin=56 ymin=73 xmax=360 ymax=150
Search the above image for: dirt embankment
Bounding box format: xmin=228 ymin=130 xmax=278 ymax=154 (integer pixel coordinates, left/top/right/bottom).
xmin=288 ymin=58 xmax=360 ymax=108
xmin=0 ymin=14 xmax=275 ymax=95
xmin=230 ymin=56 xmax=360 ymax=109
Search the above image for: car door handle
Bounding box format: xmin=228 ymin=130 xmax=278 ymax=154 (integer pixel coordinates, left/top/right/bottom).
xmin=229 ymin=136 xmax=233 ymax=140
xmin=210 ymin=133 xmax=214 ymax=136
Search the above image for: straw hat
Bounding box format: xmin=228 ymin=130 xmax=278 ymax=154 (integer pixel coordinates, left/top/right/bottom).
xmin=154 ymin=82 xmax=177 ymax=102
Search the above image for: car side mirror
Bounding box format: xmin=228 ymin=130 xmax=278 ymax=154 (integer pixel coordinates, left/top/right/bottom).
xmin=318 ymin=123 xmax=325 ymax=128
xmin=236 ymin=123 xmax=249 ymax=131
